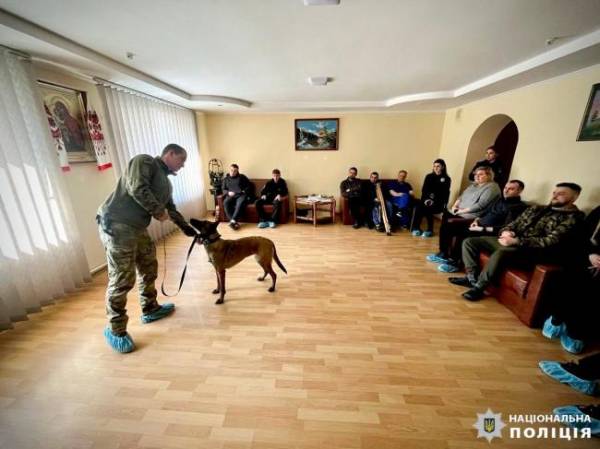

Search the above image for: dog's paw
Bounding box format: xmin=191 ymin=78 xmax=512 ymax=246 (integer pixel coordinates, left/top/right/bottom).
xmin=268 ymin=287 xmax=275 ymax=293
xmin=215 ymin=298 xmax=224 ymax=305
xmin=257 ymin=276 xmax=265 ymax=282
xmin=212 ymin=288 xmax=220 ymax=294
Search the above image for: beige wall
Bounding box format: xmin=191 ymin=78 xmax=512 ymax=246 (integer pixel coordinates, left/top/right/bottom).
xmin=195 ymin=112 xmax=214 ymax=211
xmin=36 ymin=61 xmax=599 ymax=268
xmin=34 ymin=65 xmax=117 ymax=271
xmin=439 ymin=64 xmax=600 ymax=212
xmin=198 ymin=112 xmax=446 ymax=210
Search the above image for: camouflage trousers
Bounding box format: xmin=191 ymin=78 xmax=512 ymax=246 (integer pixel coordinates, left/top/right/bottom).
xmin=98 ymin=222 xmax=159 ymax=334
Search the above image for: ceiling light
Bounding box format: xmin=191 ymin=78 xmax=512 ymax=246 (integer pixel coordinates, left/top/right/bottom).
xmin=308 ymin=76 xmax=331 ymax=86
xmin=304 ymin=0 xmax=340 ymax=6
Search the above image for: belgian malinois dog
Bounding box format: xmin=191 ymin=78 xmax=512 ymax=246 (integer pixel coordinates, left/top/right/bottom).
xmin=190 ymin=219 xmax=287 ymax=304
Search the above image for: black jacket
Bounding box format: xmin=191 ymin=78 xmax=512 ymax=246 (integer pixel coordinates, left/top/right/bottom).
xmin=580 ymin=206 xmax=600 ymax=266
xmin=260 ymin=178 xmax=288 ymax=198
xmin=469 ymin=158 xmax=505 ymax=186
xmin=478 ymin=196 xmax=527 ymax=233
xmin=222 ymin=174 xmax=251 ymax=196
xmin=362 ymin=180 xmax=379 ymax=202
xmin=340 ymin=177 xmax=362 ymax=198
xmin=421 ymin=172 xmax=451 ymax=211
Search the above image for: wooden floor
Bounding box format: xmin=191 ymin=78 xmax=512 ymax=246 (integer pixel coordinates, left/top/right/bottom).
xmin=0 ymin=221 xmax=596 ymax=449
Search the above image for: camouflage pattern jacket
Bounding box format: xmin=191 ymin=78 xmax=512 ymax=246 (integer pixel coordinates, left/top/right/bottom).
xmin=501 ymin=205 xmax=584 ymax=249
xmin=98 ymin=155 xmax=188 ymax=230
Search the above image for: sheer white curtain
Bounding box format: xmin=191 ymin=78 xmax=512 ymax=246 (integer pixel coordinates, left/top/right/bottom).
xmin=98 ymin=84 xmax=205 ymax=241
xmin=0 ymin=48 xmax=90 ymax=330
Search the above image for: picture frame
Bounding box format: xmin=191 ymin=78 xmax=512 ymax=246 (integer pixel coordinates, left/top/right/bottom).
xmin=577 ymin=83 xmax=600 ymax=141
xmin=295 ymin=118 xmax=339 ymax=151
xmin=38 ymin=80 xmax=96 ymax=162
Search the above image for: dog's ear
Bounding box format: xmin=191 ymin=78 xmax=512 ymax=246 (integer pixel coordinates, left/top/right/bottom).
xmin=210 ymin=221 xmax=220 ymax=231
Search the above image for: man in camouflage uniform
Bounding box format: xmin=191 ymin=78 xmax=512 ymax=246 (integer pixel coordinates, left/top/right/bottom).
xmin=450 ymin=182 xmax=585 ymax=301
xmin=97 ymin=143 xmax=197 ymax=353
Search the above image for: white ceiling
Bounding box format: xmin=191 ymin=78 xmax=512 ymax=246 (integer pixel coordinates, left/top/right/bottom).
xmin=1 ymin=0 xmax=600 ymax=111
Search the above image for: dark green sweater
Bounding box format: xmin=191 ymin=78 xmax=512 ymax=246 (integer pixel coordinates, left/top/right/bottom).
xmin=97 ymin=155 xmax=187 ymax=230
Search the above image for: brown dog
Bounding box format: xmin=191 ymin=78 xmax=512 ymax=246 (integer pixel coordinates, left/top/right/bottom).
xmin=190 ymin=219 xmax=287 ymax=304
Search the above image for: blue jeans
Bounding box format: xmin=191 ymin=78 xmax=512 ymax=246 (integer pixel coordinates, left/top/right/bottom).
xmin=388 ymin=195 xmax=411 ymax=227
xmin=372 ymin=201 xmax=393 ymax=226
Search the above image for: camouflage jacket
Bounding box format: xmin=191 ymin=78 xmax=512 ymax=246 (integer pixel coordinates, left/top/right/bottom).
xmin=501 ymin=205 xmax=584 ymax=249
xmin=97 ymin=155 xmax=187 ymax=230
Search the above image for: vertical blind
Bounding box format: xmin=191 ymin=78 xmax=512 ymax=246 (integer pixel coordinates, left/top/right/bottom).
xmin=98 ymin=84 xmax=206 ymax=241
xmin=0 ymin=48 xmax=90 ymax=330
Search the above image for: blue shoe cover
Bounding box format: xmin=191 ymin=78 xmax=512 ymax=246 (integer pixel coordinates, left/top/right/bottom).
xmin=553 ymin=406 xmax=600 ymax=436
xmin=268 ymin=221 xmax=276 ymax=228
xmin=539 ymin=361 xmax=597 ymax=395
xmin=542 ymin=316 xmax=565 ymax=339
xmin=258 ymin=221 xmax=269 ymax=228
xmin=426 ymin=253 xmax=448 ymax=263
xmin=421 ymin=231 xmax=433 ymax=238
xmin=438 ymin=263 xmax=460 ymax=273
xmin=141 ymin=303 xmax=175 ymax=324
xmin=103 ymin=327 xmax=135 ymax=353
xmin=561 ymin=333 xmax=585 ymax=354
xmin=411 ymin=230 xmax=421 ymax=237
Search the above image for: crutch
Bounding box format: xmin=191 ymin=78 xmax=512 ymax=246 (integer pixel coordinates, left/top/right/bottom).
xmin=375 ymin=182 xmax=392 ymax=236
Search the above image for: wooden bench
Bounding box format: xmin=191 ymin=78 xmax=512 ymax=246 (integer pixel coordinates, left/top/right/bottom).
xmin=479 ymin=252 xmax=562 ymax=327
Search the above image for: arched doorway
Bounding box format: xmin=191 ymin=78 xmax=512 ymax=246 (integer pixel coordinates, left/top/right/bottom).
xmin=460 ymin=114 xmax=519 ymax=190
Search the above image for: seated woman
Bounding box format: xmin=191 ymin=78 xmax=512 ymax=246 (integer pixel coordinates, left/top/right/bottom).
xmin=426 ymin=165 xmax=500 ymax=264
xmin=411 ymin=159 xmax=451 ymax=238
xmin=542 ymin=204 xmax=600 ymax=354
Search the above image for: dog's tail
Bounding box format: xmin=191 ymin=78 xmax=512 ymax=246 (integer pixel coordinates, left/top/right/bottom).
xmin=273 ymin=246 xmax=287 ymax=274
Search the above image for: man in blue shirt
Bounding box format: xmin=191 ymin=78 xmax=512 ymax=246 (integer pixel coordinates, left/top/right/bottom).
xmin=385 ymin=170 xmax=414 ymax=228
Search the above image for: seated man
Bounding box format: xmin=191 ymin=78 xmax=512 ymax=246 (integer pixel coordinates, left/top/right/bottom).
xmin=364 ymin=171 xmax=392 ymax=232
xmin=427 ymin=166 xmax=501 ymax=263
xmin=541 ymin=204 xmax=600 ymax=354
xmin=255 ymin=168 xmax=288 ymax=228
xmin=385 ymin=170 xmax=414 ymax=229
xmin=437 ymin=179 xmax=527 ymax=273
xmin=340 ymin=166 xmax=364 ymax=228
xmin=362 ymin=171 xmax=379 ymax=230
xmin=222 ymin=163 xmax=250 ymax=230
xmin=450 ymin=182 xmax=585 ymax=301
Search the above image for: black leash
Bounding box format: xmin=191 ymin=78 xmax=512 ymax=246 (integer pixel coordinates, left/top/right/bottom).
xmin=160 ymin=227 xmax=200 ymax=297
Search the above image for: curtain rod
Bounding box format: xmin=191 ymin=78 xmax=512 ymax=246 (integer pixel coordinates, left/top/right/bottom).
xmin=0 ymin=44 xmax=31 ymax=60
xmin=93 ymin=77 xmax=188 ymax=110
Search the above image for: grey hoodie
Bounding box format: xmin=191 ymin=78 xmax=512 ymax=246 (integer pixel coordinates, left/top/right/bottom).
xmin=457 ymin=182 xmax=501 ymax=218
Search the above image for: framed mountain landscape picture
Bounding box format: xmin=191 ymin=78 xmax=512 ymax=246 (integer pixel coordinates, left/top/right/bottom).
xmin=295 ymin=118 xmax=339 ymax=151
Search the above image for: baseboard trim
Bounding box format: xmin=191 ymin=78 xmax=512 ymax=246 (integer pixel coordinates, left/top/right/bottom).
xmin=90 ymin=263 xmax=107 ymax=275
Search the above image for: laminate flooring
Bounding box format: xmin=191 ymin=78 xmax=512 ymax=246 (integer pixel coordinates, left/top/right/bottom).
xmin=1 ymin=221 xmax=596 ymax=448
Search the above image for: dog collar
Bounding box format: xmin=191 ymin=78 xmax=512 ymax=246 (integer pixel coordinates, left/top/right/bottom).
xmin=201 ymin=232 xmax=221 ymax=246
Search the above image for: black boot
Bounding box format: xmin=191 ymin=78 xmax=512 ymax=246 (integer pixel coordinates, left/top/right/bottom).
xmin=462 ymin=287 xmax=485 ymax=301
xmin=448 ymin=277 xmax=472 ymax=287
